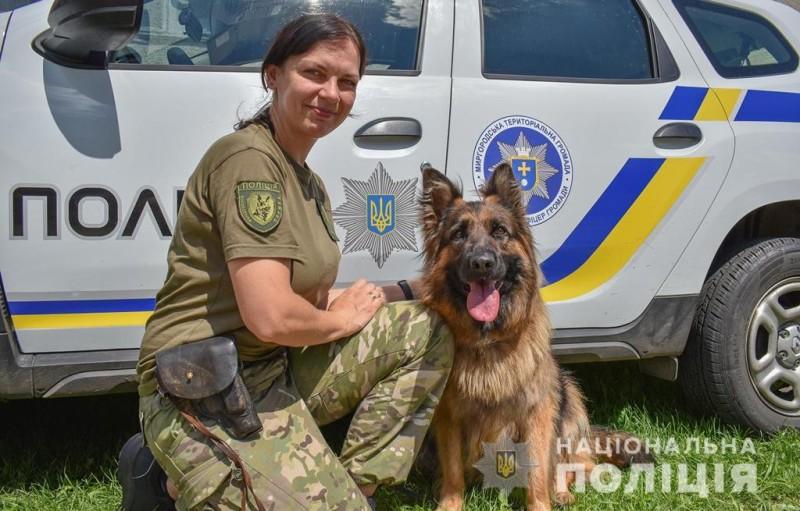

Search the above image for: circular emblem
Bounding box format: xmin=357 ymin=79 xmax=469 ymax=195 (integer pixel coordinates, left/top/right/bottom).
xmin=473 ymin=115 xmax=573 ymax=226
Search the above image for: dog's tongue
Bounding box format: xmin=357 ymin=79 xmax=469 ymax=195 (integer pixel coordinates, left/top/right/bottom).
xmin=467 ymin=280 xmax=500 ymax=323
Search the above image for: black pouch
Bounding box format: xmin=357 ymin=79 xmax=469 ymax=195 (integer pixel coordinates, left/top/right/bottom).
xmin=155 ymin=336 xmax=262 ymax=440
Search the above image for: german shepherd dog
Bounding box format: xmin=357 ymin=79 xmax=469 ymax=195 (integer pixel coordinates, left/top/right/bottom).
xmin=418 ymin=165 xmax=650 ymax=511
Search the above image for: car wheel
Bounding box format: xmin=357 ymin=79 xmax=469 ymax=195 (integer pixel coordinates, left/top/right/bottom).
xmin=679 ymin=237 xmax=800 ymax=433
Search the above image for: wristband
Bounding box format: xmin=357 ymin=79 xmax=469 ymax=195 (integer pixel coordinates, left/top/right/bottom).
xmin=396 ymin=280 xmax=414 ymax=301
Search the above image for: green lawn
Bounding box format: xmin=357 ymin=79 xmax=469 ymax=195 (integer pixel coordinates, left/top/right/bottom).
xmin=1 ymin=362 xmax=798 ymax=510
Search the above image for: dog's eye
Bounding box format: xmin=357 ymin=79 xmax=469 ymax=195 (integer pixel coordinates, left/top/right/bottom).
xmin=452 ymin=228 xmax=467 ymax=241
xmin=492 ymin=224 xmax=509 ymax=239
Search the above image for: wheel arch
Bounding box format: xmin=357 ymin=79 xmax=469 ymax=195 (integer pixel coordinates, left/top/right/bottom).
xmin=660 ymin=178 xmax=800 ymax=298
xmin=706 ymin=200 xmax=800 ymax=279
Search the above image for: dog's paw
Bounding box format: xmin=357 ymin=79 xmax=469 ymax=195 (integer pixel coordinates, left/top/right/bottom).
xmin=554 ymin=491 xmax=576 ymax=507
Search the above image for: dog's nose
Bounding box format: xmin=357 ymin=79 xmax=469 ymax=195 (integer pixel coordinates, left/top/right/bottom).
xmin=470 ymin=252 xmax=496 ymax=272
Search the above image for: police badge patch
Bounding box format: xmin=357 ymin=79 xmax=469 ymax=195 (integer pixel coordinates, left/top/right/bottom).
xmin=473 ymin=115 xmax=573 ymax=226
xmin=236 ymin=181 xmax=283 ymax=234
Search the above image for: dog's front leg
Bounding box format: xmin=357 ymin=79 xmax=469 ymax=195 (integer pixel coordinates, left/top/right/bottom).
xmin=524 ymin=408 xmax=556 ymax=511
xmin=434 ymin=405 xmax=465 ymax=511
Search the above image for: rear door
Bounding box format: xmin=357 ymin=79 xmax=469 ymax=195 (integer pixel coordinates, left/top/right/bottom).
xmin=447 ymin=0 xmax=736 ymax=329
xmin=657 ymin=0 xmax=800 ymax=293
xmin=0 ymin=0 xmax=452 ymax=353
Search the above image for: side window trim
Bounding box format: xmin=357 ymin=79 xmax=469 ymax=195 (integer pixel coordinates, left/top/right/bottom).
xmin=108 ymin=0 xmax=429 ymax=76
xmin=479 ymin=0 xmax=679 ymax=84
xmin=653 ymin=20 xmax=681 ymax=82
xmin=673 ymin=0 xmax=799 ymax=79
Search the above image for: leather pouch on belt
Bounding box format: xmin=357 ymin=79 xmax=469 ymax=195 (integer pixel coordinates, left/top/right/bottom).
xmin=155 ymin=336 xmax=262 ymax=440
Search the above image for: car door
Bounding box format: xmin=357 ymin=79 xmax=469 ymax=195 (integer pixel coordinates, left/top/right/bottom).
xmin=0 ymin=0 xmax=452 ymax=353
xmin=446 ymin=0 xmax=736 ymax=330
xmin=657 ymin=0 xmax=800 ymax=295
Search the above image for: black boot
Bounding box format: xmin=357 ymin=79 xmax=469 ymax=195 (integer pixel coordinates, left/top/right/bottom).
xmin=117 ymin=433 xmax=175 ymax=511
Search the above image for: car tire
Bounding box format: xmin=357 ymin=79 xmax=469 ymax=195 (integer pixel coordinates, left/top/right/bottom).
xmin=679 ymin=237 xmax=800 ymax=433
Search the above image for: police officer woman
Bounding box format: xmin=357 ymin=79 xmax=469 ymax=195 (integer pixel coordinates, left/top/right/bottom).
xmin=121 ymin=13 xmax=453 ymax=511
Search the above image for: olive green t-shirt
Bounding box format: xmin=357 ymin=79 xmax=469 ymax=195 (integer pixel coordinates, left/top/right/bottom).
xmin=136 ymin=123 xmax=341 ymax=397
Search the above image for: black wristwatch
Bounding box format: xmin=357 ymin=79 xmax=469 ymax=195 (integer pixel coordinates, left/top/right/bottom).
xmin=397 ymin=280 xmax=414 ymax=300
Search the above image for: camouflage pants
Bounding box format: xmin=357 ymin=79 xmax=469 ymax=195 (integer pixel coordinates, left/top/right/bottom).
xmin=139 ymin=301 xmax=453 ymax=510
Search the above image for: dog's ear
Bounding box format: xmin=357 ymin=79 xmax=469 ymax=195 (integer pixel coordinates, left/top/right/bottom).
xmin=420 ymin=166 xmax=462 ymax=234
xmin=484 ymin=163 xmax=524 ymax=216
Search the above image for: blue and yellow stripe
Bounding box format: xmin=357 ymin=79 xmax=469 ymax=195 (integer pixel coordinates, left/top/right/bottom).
xmin=9 ymin=298 xmax=154 ymax=330
xmin=540 ymin=157 xmax=705 ymax=302
xmin=660 ymin=86 xmax=800 ymax=123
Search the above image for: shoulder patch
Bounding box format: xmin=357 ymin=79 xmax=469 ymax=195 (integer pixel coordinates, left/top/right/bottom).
xmin=236 ymin=181 xmax=283 ymax=234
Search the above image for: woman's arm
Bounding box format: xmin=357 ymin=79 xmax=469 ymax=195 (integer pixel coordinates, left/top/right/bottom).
xmin=229 ymin=257 xmax=384 ymax=347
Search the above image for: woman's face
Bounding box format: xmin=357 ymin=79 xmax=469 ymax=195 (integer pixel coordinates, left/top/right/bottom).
xmin=266 ymin=39 xmax=361 ymax=140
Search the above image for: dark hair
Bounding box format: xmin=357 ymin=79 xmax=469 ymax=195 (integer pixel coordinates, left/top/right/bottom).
xmin=236 ymin=13 xmax=367 ymax=130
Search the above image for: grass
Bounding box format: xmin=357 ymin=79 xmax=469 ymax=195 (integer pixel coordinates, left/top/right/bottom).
xmin=1 ymin=362 xmax=798 ymax=510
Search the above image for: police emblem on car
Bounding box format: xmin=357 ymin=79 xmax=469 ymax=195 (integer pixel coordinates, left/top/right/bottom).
xmin=236 ymin=181 xmax=283 ymax=233
xmin=473 ymin=115 xmax=573 ymax=226
xmin=333 ymin=163 xmax=417 ymax=268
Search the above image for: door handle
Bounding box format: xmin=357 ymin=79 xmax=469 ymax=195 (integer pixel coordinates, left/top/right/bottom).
xmin=354 ymin=118 xmax=421 ymax=141
xmin=653 ymin=123 xmax=703 ymax=149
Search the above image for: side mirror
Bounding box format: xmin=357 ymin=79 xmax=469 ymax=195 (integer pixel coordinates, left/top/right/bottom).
xmin=32 ymin=0 xmax=143 ymax=69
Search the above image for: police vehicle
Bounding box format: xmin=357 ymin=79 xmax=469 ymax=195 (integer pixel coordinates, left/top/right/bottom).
xmin=2 ymin=0 xmax=799 ymax=433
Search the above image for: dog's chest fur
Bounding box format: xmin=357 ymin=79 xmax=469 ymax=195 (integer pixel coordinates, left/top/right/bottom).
xmin=448 ymin=337 xmax=558 ymax=421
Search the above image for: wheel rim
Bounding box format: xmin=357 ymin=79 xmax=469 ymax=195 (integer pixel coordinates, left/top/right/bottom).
xmin=747 ymin=277 xmax=800 ymax=416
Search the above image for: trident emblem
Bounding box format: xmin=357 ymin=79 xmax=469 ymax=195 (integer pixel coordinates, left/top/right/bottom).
xmin=496 ymin=451 xmax=517 ymax=479
xmin=367 ymin=194 xmax=395 ymax=235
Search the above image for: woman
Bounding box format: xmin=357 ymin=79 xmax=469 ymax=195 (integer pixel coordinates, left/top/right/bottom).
xmin=125 ymin=14 xmax=453 ymax=511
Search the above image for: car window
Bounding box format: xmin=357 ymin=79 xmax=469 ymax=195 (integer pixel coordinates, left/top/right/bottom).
xmin=111 ymin=0 xmax=423 ymax=72
xmin=0 ymin=0 xmax=40 ymax=13
xmin=481 ymin=0 xmax=654 ymax=81
xmin=674 ymin=0 xmax=798 ymax=78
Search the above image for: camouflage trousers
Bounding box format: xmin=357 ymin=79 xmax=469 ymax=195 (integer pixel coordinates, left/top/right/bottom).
xmin=139 ymin=301 xmax=454 ymax=510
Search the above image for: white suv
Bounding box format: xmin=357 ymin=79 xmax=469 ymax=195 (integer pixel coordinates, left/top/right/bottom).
xmin=1 ymin=0 xmax=799 ymax=432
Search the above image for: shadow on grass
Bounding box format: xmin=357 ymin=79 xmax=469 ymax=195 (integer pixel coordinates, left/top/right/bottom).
xmin=569 ymin=361 xmax=697 ymax=428
xmin=0 ymin=393 xmax=139 ymax=491
xmin=568 ymin=361 xmax=762 ymax=439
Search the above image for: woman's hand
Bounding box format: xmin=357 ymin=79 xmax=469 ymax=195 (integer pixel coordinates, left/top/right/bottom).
xmin=328 ymin=279 xmax=385 ymax=336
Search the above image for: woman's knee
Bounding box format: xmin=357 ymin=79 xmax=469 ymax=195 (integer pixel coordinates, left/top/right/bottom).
xmin=386 ymin=302 xmax=454 ymax=370
xmin=421 ymin=308 xmax=455 ymax=371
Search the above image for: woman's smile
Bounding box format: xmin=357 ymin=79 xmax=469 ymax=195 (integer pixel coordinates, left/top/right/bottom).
xmin=307 ymin=104 xmax=337 ymax=121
